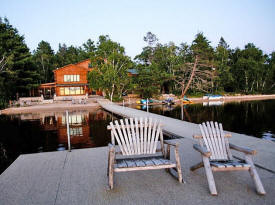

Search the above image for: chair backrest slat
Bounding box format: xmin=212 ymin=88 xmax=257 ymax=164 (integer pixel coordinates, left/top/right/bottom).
xmin=130 ymin=118 xmax=138 ymax=154
xmin=139 ymin=117 xmax=144 ymax=153
xmin=134 ymin=118 xmax=141 ymax=154
xmin=110 ymin=122 xmax=126 ymax=155
xmin=219 ymin=123 xmax=233 ymax=160
xmin=215 ymin=122 xmax=227 ymax=159
xmin=147 ymin=118 xmax=153 ymax=154
xmin=144 ymin=118 xmax=148 ymax=153
xmin=109 ymin=118 xmax=163 ymax=156
xmin=209 ymin=121 xmax=223 ymax=159
xmin=120 ymin=119 xmax=132 ymax=155
xmin=152 ymin=123 xmax=162 ymax=154
xmin=125 ymin=119 xmax=134 ymax=154
xmin=114 ymin=120 xmax=129 ymax=155
xmin=199 ymin=121 xmax=230 ymax=161
xmin=149 ymin=120 xmax=157 ymax=154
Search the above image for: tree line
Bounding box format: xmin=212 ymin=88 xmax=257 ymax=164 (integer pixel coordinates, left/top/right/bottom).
xmin=0 ymin=17 xmax=274 ymax=106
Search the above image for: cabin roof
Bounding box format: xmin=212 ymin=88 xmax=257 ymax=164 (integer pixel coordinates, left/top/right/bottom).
xmin=53 ymin=59 xmax=91 ymax=72
xmin=74 ymin=59 xmax=90 ymax=65
xmin=53 ymin=64 xmax=91 ymax=72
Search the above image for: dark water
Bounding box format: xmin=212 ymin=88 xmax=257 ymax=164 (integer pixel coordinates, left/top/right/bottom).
xmin=130 ymin=100 xmax=275 ymax=140
xmin=0 ymin=109 xmax=119 ymax=174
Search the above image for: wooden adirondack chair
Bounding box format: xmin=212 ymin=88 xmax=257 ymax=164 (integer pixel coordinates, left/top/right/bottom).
xmin=190 ymin=121 xmax=266 ymax=195
xmin=107 ymin=117 xmax=183 ymax=189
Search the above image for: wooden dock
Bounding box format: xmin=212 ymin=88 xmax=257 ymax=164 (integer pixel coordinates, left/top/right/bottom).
xmin=1 ymin=141 xmax=275 ymax=205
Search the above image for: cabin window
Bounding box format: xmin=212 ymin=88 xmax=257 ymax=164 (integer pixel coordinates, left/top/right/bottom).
xmin=64 ymin=75 xmax=80 ymax=82
xmin=62 ymin=114 xmax=84 ymax=125
xmin=60 ymin=87 xmax=85 ymax=95
xmin=60 ymin=87 xmax=65 ymax=95
xmin=70 ymin=127 xmax=83 ymax=136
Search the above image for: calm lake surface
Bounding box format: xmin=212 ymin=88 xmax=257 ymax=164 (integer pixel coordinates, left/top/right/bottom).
xmin=129 ymin=99 xmax=275 ymax=140
xmin=0 ymin=109 xmax=119 ymax=174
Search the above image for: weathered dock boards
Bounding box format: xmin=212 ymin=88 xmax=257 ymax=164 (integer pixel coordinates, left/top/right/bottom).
xmin=1 ymin=142 xmax=275 ymax=205
xmin=98 ymin=99 xmax=275 ymax=172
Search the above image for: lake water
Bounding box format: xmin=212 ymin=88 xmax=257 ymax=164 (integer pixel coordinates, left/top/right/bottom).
xmin=129 ymin=99 xmax=275 ymax=140
xmin=0 ymin=109 xmax=119 ymax=174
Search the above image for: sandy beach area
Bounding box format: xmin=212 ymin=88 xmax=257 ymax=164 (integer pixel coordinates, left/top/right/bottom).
xmin=188 ymin=94 xmax=275 ymax=103
xmin=0 ymin=100 xmax=100 ymax=115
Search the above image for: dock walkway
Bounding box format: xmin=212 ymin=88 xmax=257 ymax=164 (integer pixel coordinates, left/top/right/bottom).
xmin=98 ymin=99 xmax=275 ymax=172
xmin=1 ymin=142 xmax=274 ymax=205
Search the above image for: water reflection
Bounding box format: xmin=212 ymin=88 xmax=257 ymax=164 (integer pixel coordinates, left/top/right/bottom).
xmin=0 ymin=109 xmax=118 ymax=174
xmin=129 ymin=100 xmax=275 ymax=140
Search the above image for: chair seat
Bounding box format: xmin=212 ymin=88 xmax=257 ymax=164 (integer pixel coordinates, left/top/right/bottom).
xmin=115 ymin=157 xmax=175 ymax=169
xmin=210 ymin=161 xmax=251 ymax=168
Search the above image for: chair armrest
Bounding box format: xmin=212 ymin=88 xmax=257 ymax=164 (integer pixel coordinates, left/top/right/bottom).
xmin=164 ymin=140 xmax=178 ymax=147
xmin=193 ymin=144 xmax=211 ymax=157
xmin=229 ymin=143 xmax=257 ymax=155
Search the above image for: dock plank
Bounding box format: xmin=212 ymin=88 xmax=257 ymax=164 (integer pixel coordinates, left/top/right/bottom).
xmin=0 ymin=151 xmax=67 ymax=205
xmin=0 ymin=143 xmax=275 ymax=205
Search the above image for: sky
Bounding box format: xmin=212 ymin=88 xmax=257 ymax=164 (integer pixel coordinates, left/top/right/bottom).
xmin=1 ymin=0 xmax=275 ymax=59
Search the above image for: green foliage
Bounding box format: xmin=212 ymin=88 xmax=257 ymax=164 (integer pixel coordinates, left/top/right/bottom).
xmin=0 ymin=17 xmax=40 ymax=102
xmin=88 ymin=35 xmax=132 ymax=101
xmin=32 ymin=40 xmax=55 ymax=83
xmin=135 ymin=32 xmax=275 ymax=96
xmin=134 ymin=63 xmax=170 ymax=98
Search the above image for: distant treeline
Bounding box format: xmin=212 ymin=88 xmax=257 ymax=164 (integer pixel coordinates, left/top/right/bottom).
xmin=0 ymin=17 xmax=274 ymax=105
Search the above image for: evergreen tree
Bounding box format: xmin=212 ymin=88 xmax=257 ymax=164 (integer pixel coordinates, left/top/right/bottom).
xmin=33 ymin=40 xmax=55 ymax=83
xmin=0 ymin=17 xmax=39 ymax=102
xmin=215 ymin=37 xmax=234 ymax=92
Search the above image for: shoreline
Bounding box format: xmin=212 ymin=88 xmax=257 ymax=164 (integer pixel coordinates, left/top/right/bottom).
xmin=0 ymin=102 xmax=100 ymax=115
xmin=1 ymin=94 xmax=275 ymax=115
xmin=188 ymin=94 xmax=275 ymax=103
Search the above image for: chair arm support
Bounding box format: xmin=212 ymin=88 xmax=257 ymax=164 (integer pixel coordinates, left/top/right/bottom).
xmin=164 ymin=140 xmax=178 ymax=147
xmin=193 ymin=144 xmax=211 ymax=158
xmin=108 ymin=143 xmax=115 ymax=152
xmin=229 ymin=143 xmax=257 ymax=155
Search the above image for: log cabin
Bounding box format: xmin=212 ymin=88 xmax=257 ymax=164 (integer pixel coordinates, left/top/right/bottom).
xmin=39 ymin=59 xmax=102 ymax=98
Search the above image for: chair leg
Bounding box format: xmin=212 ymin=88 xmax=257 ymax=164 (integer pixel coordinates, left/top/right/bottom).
xmin=245 ymin=155 xmax=266 ymax=195
xmin=107 ymin=151 xmax=110 ymax=176
xmin=190 ymin=161 xmax=204 ymax=171
xmin=174 ymin=147 xmax=183 ymax=183
xmin=108 ymin=149 xmax=115 ymax=189
xmin=202 ymin=156 xmax=217 ymax=195
xmin=108 ymin=169 xmax=114 ymax=190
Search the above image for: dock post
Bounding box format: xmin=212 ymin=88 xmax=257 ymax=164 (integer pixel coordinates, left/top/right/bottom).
xmin=147 ymin=98 xmax=149 ymax=113
xmin=66 ymin=110 xmax=71 ymax=152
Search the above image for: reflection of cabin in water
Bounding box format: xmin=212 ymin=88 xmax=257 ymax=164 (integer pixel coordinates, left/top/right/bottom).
xmin=57 ymin=113 xmax=94 ymax=148
xmin=39 ymin=59 xmax=102 ymax=98
xmin=36 ymin=111 xmax=93 ymax=148
xmin=20 ymin=110 xmax=111 ymax=148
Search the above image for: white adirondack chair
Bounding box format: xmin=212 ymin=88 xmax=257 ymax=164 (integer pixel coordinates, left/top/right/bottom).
xmin=190 ymin=121 xmax=266 ymax=195
xmin=107 ymin=117 xmax=183 ymax=189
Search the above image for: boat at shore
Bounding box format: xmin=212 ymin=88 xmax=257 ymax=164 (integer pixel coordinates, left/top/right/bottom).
xmin=203 ymin=94 xmax=224 ymax=100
